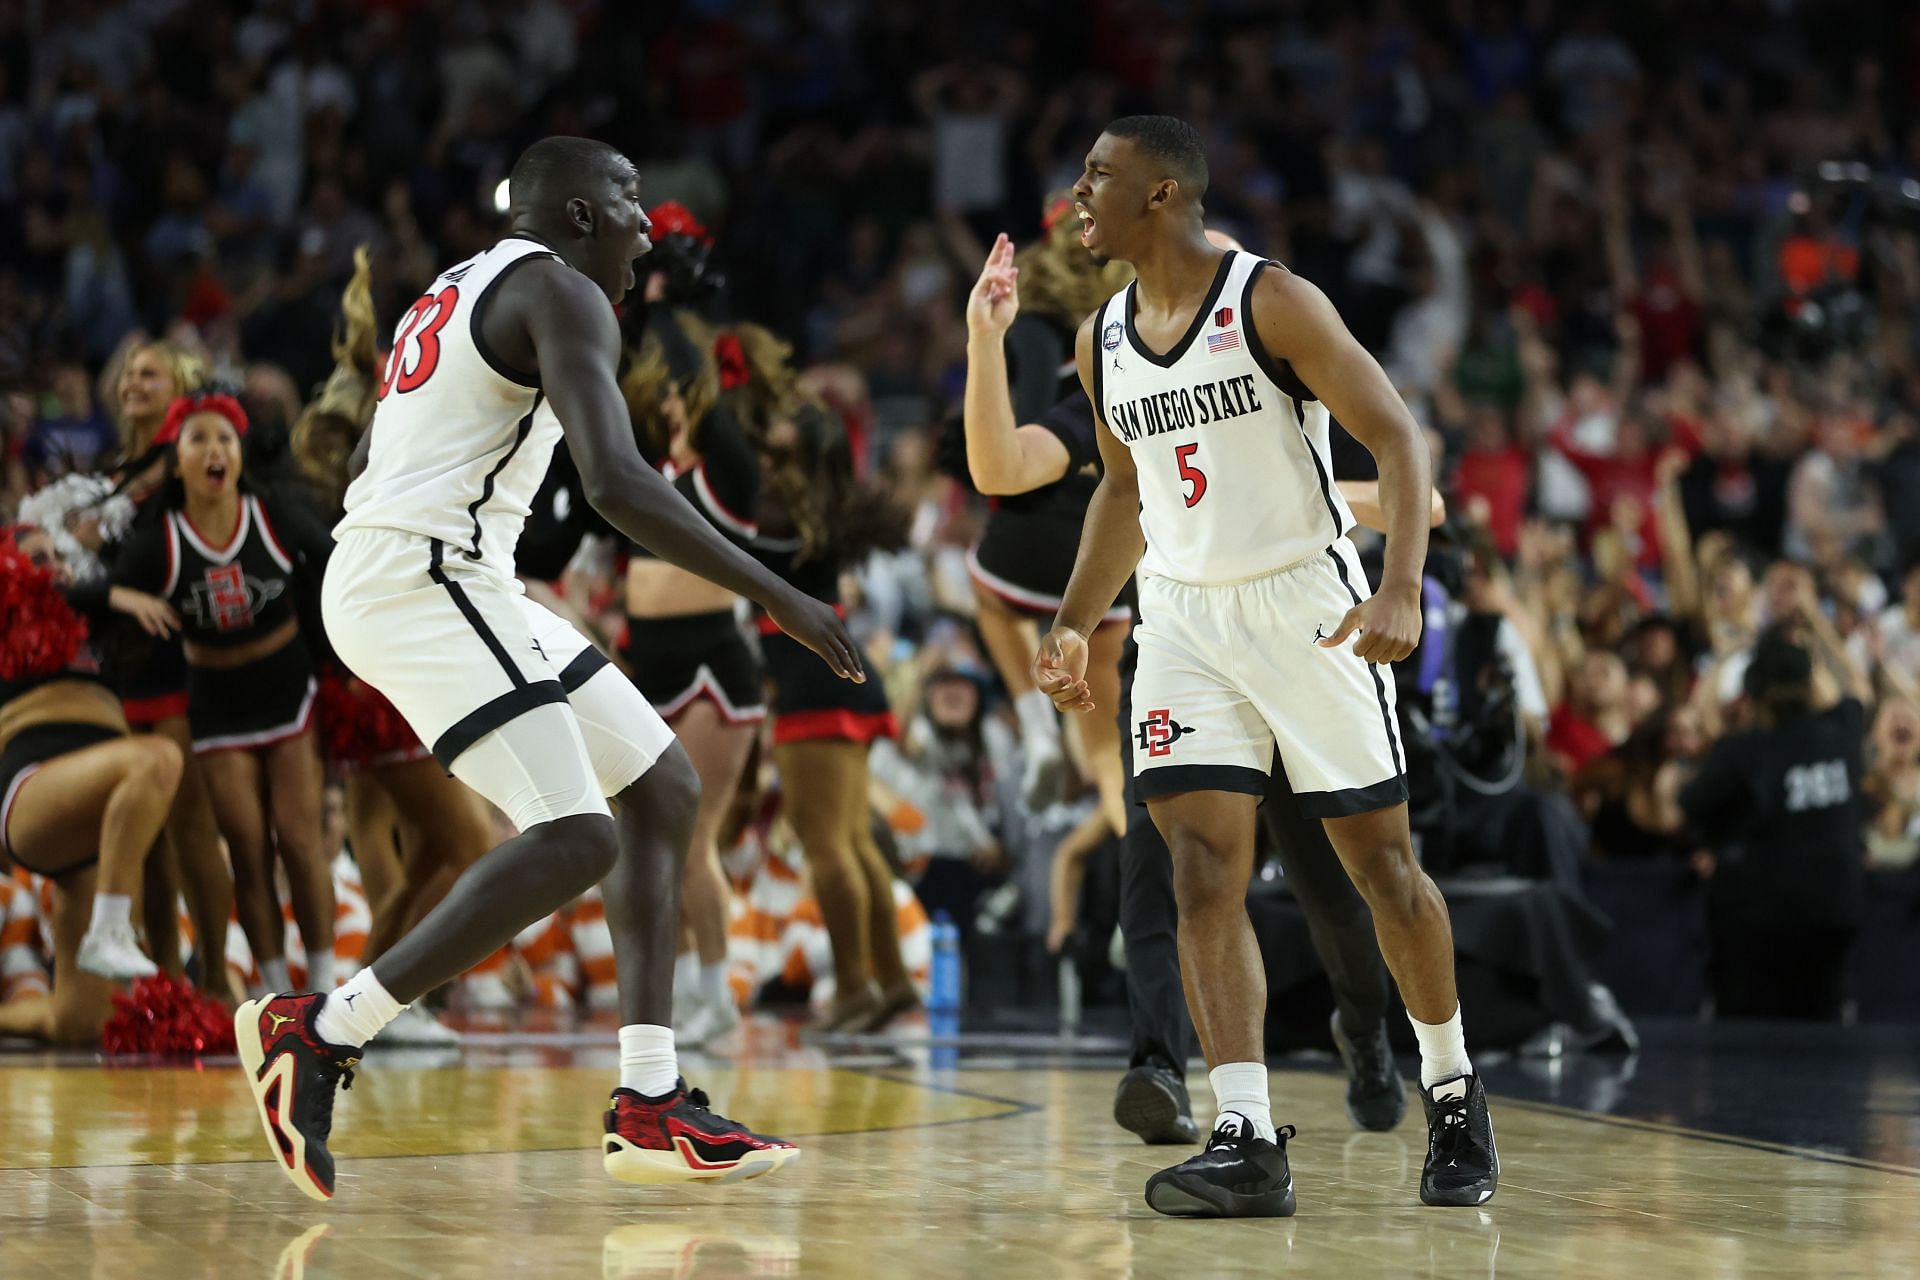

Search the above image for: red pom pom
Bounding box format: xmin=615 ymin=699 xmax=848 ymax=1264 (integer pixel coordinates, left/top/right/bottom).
xmin=101 ymin=974 xmax=237 ymax=1057
xmin=0 ymin=545 xmax=87 ymax=681
xmin=647 ymin=200 xmax=711 ymax=245
xmin=315 ymin=668 xmax=425 ymax=769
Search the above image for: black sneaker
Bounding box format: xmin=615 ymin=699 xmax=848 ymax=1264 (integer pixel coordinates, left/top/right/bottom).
xmin=1330 ymin=1009 xmax=1407 ymax=1132
xmin=1419 ymin=1074 xmax=1499 ymax=1206
xmin=234 ymin=992 xmax=361 ymax=1201
xmin=1145 ymin=1113 xmax=1297 ymax=1218
xmin=1113 ymin=1063 xmax=1199 ymax=1145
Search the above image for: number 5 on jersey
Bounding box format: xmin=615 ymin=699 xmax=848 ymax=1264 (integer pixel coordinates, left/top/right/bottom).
xmin=379 ymin=285 xmax=460 ymax=400
xmin=1174 ymin=443 xmax=1207 ymax=507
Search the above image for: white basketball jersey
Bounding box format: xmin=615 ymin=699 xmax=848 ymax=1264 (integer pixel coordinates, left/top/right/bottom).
xmin=336 ymin=236 xmax=567 ymax=569
xmin=1092 ymin=250 xmax=1354 ymax=585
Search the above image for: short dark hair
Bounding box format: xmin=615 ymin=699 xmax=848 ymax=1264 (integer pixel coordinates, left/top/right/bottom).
xmin=1104 ymin=115 xmax=1209 ymax=203
xmin=507 ymin=136 xmax=625 ymax=208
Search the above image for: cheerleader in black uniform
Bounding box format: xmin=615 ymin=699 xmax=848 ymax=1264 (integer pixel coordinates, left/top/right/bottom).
xmin=112 ymin=393 xmax=335 ymax=996
xmin=102 ymin=338 xmax=236 ymax=995
xmin=0 ymin=524 xmax=183 ymax=1041
xmin=747 ymin=378 xmax=915 ymax=1033
xmin=962 ymin=197 xmax=1135 ymax=834
xmin=618 ymin=311 xmax=766 ymax=1045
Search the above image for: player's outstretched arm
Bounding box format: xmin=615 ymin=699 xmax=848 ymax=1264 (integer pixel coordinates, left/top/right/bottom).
xmin=1034 ymin=315 xmax=1145 ymax=713
xmin=963 ymin=233 xmax=1075 ymax=495
xmin=519 ymin=263 xmax=864 ymax=682
xmin=1253 ymin=268 xmax=1431 ymax=664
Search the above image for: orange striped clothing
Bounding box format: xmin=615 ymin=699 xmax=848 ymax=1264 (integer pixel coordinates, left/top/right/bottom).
xmin=0 ymin=870 xmax=50 ymax=1002
xmin=224 ymin=854 xmax=373 ymax=993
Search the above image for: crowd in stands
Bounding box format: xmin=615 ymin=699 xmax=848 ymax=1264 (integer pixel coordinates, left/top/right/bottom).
xmin=5 ymin=0 xmax=1920 ymax=1040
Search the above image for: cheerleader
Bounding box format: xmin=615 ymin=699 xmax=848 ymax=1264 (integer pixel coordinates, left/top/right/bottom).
xmin=103 ymin=337 xmax=236 ymax=996
xmin=749 ymin=385 xmax=916 ymax=1033
xmin=962 ymin=198 xmax=1135 ymax=835
xmin=111 ymin=393 xmax=336 ymax=996
xmin=618 ymin=312 xmax=766 ymax=1045
xmin=0 ymin=524 xmax=183 ymax=1041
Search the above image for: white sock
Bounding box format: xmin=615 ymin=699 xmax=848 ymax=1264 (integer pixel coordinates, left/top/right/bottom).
xmin=313 ymin=968 xmax=405 ymax=1047
xmin=1016 ymin=689 xmax=1061 ymax=748
xmin=673 ymin=950 xmax=699 ymax=998
xmin=699 ymin=962 xmax=730 ymax=1009
xmin=1208 ymin=1062 xmax=1276 ymax=1142
xmin=89 ymin=893 xmax=132 ymax=934
xmin=260 ymin=956 xmax=293 ymax=995
xmin=309 ymin=950 xmax=337 ymax=992
xmin=1408 ymin=1005 xmax=1473 ymax=1087
xmin=619 ymin=1024 xmax=679 ymax=1097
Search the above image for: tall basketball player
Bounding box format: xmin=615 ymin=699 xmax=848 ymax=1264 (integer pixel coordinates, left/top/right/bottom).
xmin=233 ymin=137 xmax=864 ymax=1201
xmin=1035 ymin=117 xmax=1497 ymax=1216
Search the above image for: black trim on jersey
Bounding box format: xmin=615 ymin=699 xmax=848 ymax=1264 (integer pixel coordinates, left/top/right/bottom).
xmin=558 ymin=646 xmax=610 ymax=693
xmin=1123 ymin=251 xmax=1236 ymax=369
xmin=1324 ymin=546 xmax=1407 ymax=780
xmin=1089 ymin=309 xmax=1108 ymax=432
xmin=1288 ymin=397 xmax=1345 ymax=544
xmin=1241 ymin=260 xmax=1318 ymax=403
xmin=469 ymin=247 xmax=560 ymax=388
xmin=1135 ymin=762 xmax=1270 ymax=803
xmin=1295 ymin=774 xmax=1409 ymax=819
xmin=428 ymin=538 xmax=524 ymax=685
xmin=431 ymin=680 xmax=569 ymax=769
xmin=465 ymin=393 xmax=543 ymax=561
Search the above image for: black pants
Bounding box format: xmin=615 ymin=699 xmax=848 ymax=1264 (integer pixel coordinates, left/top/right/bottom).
xmin=1711 ymin=921 xmax=1855 ymax=1021
xmin=1117 ymin=636 xmax=1392 ymax=1076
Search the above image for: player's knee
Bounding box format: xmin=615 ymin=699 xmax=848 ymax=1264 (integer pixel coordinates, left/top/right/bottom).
xmin=535 ymin=812 xmax=620 ymax=887
xmin=1343 ymin=842 xmax=1422 ymax=916
xmin=1165 ymin=825 xmax=1240 ymax=905
xmin=628 ymin=744 xmax=700 ymax=835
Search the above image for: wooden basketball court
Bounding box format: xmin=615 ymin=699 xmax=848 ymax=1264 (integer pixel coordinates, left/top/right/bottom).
xmin=1 ymin=1022 xmax=1914 ymax=1278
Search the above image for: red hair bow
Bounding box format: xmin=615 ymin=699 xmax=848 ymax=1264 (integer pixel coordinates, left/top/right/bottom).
xmin=714 ymin=333 xmax=750 ymax=389
xmin=648 ymin=201 xmax=712 ymax=246
xmin=154 ymin=393 xmax=249 ymax=447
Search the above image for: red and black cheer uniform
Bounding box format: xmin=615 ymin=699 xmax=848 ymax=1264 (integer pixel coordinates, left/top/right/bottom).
xmin=112 ymin=493 xmax=330 ymax=754
xmin=0 ymin=574 xmax=124 ymax=878
xmin=621 ymin=403 xmax=768 ymax=725
xmin=748 ymin=531 xmax=897 ymax=746
xmin=966 ymin=313 xmax=1132 ymax=624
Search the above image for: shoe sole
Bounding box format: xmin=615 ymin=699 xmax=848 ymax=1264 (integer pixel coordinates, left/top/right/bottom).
xmin=604 ymin=1135 xmax=801 ymax=1186
xmin=1330 ymin=1012 xmax=1407 ymax=1133
xmin=234 ymin=996 xmax=332 ymax=1202
xmin=1145 ymin=1170 xmax=1296 ymax=1218
xmin=1113 ymin=1073 xmax=1197 ymax=1145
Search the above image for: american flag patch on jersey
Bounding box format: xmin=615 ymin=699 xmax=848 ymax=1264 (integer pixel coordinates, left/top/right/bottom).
xmin=1206 ymin=329 xmax=1241 ymax=354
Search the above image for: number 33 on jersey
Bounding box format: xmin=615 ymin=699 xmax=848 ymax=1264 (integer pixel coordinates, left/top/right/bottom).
xmin=1092 ymin=250 xmax=1356 ymax=585
xmin=340 ymin=236 xmax=568 ymax=568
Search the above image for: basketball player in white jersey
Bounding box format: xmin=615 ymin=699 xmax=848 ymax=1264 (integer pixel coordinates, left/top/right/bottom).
xmin=1035 ymin=117 xmax=1498 ymax=1215
xmin=233 ymin=137 xmax=862 ymax=1201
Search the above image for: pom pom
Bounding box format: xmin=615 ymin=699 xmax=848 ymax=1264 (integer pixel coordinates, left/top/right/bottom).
xmin=315 ymin=668 xmax=424 ymax=769
xmin=101 ymin=974 xmax=237 ymax=1057
xmin=646 ymin=200 xmax=712 ymax=246
xmin=0 ymin=545 xmax=87 ymax=680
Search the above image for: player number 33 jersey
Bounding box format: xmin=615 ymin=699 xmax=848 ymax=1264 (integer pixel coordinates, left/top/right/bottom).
xmin=336 ymin=236 xmax=567 ymax=569
xmin=1091 ymin=249 xmax=1354 ymax=585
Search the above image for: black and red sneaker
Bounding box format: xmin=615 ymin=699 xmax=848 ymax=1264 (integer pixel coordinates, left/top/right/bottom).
xmin=603 ymin=1079 xmax=800 ymax=1185
xmin=234 ymin=992 xmax=361 ymax=1201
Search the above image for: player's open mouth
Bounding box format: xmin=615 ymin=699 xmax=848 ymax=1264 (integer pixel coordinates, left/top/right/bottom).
xmin=1078 ymin=205 xmax=1096 ymax=246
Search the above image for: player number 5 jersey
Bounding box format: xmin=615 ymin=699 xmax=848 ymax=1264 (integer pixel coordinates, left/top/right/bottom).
xmin=336 ymin=236 xmax=567 ymax=570
xmin=1091 ymin=250 xmax=1354 ymax=585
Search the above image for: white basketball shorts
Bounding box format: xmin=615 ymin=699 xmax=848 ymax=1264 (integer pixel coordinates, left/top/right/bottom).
xmin=1129 ymin=537 xmax=1407 ymax=817
xmin=322 ymin=529 xmax=676 ymax=828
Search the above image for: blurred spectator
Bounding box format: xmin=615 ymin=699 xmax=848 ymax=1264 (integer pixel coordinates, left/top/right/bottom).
xmin=24 ymin=363 xmax=116 ymax=488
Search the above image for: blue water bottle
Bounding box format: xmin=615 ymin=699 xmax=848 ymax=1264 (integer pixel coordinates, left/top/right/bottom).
xmin=928 ymin=911 xmax=962 ymax=1014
